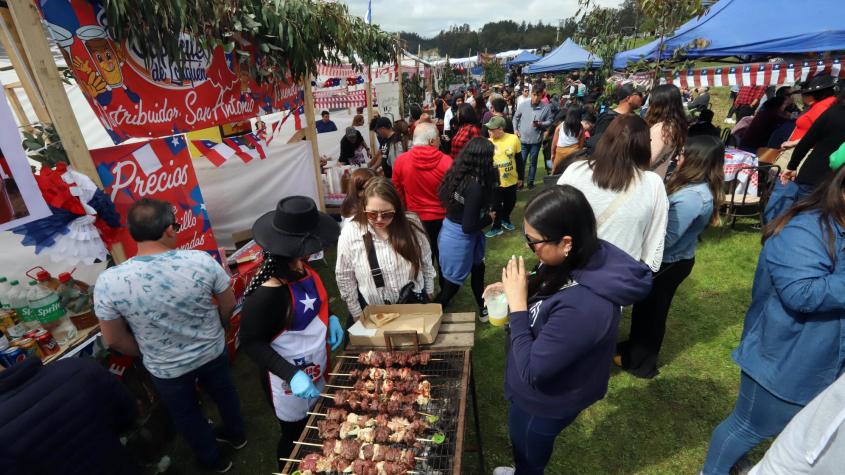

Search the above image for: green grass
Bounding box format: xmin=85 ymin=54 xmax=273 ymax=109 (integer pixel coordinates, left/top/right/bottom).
xmin=162 ymin=152 xmax=765 ymax=474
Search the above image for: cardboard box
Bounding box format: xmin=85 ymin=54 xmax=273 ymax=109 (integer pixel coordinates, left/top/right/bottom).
xmin=348 ymin=304 xmax=443 ymax=348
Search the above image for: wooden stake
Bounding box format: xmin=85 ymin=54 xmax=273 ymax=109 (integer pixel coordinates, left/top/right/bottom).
xmin=294 ymin=441 xmax=323 ymax=448
xmin=365 ymin=65 xmax=377 ymax=152
xmin=307 ymin=411 xmax=327 ymax=417
xmin=301 ymin=78 xmax=325 ymax=211
xmin=0 ymin=7 xmax=49 ymax=123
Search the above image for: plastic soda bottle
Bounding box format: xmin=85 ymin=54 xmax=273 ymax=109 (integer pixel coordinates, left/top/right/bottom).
xmin=28 ymin=279 xmax=77 ymax=345
xmin=8 ymin=280 xmax=34 ymax=329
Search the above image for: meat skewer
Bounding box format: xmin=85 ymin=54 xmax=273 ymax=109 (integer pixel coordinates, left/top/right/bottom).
xmin=326 ymin=379 xmax=432 ymax=396
xmin=295 ymin=439 xmax=425 ymax=463
xmin=312 ymin=417 xmax=430 ymax=445
xmin=337 ymin=350 xmax=439 ymax=367
xmin=284 ymin=453 xmax=418 ymax=475
xmin=329 ymin=367 xmax=432 ymax=381
xmin=325 ymin=388 xmax=431 ymax=408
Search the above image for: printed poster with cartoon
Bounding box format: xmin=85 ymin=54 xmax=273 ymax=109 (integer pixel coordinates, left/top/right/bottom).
xmin=90 ymin=136 xmax=220 ymax=260
xmin=38 ymin=0 xmax=301 ymax=143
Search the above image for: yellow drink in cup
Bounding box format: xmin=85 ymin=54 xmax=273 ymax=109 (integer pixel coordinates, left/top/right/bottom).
xmin=484 ymin=290 xmax=509 ymax=326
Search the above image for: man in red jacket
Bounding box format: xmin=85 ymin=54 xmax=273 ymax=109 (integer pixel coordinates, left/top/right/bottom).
xmin=392 ymin=121 xmax=453 ymax=263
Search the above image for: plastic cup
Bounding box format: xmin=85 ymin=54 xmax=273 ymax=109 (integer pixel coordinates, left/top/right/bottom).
xmin=484 ymin=290 xmax=509 ymax=327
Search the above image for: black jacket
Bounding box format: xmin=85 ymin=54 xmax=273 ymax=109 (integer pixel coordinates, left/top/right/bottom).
xmin=0 ymin=358 xmax=137 ymax=475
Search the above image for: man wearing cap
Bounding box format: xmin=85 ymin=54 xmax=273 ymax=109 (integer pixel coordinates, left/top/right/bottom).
xmin=585 ymin=83 xmax=643 ymax=151
xmin=486 ymin=116 xmax=521 ymax=238
xmin=315 ymin=110 xmax=337 ymax=134
xmin=370 ymin=116 xmax=403 ymax=178
xmin=94 ymin=198 xmax=244 ymax=473
xmin=781 ymin=75 xmax=839 ymax=147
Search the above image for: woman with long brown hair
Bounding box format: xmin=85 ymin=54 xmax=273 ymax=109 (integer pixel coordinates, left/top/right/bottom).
xmin=703 ymin=163 xmax=845 ymax=474
xmin=557 ymin=114 xmax=669 ymax=272
xmin=339 ymin=168 xmax=376 ymax=227
xmin=335 ymin=178 xmax=436 ymax=321
xmin=645 ymin=84 xmax=688 ymax=178
xmin=616 ymin=135 xmax=725 ymax=378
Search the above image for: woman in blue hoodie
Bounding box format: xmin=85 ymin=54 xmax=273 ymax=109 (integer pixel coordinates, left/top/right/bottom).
xmin=489 ymin=185 xmax=653 ymax=475
xmin=617 ymin=135 xmax=725 ymax=378
xmin=702 ymin=163 xmax=845 ymax=475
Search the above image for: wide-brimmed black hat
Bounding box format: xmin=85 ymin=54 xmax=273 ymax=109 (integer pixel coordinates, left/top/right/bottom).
xmin=801 ymin=74 xmax=837 ymax=94
xmin=252 ymin=196 xmax=339 ymax=257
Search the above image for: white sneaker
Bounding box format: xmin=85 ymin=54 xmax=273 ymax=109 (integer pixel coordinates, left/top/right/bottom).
xmin=724 ymin=118 xmax=736 ymax=124
xmin=493 ymin=467 xmax=515 ymax=475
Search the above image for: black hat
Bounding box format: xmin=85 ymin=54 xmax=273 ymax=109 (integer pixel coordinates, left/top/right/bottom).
xmin=373 ymin=116 xmax=392 ymax=130
xmin=615 ymin=83 xmax=641 ymax=102
xmin=801 ymin=75 xmax=836 ymax=94
xmin=252 ymin=196 xmax=339 ymax=257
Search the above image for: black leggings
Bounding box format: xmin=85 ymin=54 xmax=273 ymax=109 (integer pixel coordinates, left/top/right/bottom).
xmin=437 ymin=262 xmax=485 ymax=310
xmin=618 ymin=259 xmax=695 ymax=378
xmin=492 ymin=185 xmax=517 ymax=229
xmin=277 ymin=418 xmax=308 ymax=470
xmin=422 ymin=219 xmax=443 ymax=263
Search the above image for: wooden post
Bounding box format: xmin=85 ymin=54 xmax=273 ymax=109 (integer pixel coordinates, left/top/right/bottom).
xmin=5 ymin=0 xmax=100 ymax=186
xmin=365 ymin=65 xmax=377 ymax=152
xmin=301 ymin=79 xmax=325 ymax=211
xmin=0 ymin=7 xmax=49 ymax=124
xmin=6 ymin=0 xmax=127 ymax=264
xmin=4 ymin=84 xmax=29 ymax=130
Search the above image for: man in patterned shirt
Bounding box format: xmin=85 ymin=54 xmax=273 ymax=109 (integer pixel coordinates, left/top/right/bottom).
xmin=94 ymin=198 xmax=244 ymax=473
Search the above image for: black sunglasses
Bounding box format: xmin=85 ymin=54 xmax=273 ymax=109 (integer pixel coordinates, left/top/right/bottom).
xmin=524 ymin=233 xmax=559 ymax=252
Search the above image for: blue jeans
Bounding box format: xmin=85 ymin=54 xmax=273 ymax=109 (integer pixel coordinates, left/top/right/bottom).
xmin=509 ymin=402 xmax=577 ymax=475
xmin=151 ymin=351 xmax=245 ymax=467
xmin=521 ymin=142 xmax=542 ymax=187
xmin=702 ymin=372 xmax=803 ymax=474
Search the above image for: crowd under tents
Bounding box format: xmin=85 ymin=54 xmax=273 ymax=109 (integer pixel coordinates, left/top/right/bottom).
xmin=524 ymin=39 xmax=603 ymax=74
xmin=613 ymin=0 xmax=845 ymax=69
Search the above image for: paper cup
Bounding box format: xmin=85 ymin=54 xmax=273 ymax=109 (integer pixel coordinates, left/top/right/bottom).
xmin=485 ymin=291 xmax=509 ymax=327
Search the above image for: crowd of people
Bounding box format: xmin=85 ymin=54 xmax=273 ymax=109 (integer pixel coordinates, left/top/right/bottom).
xmin=3 ymin=71 xmax=845 ymax=475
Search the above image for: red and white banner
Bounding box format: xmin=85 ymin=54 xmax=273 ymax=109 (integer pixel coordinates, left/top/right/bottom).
xmin=314 ymin=89 xmax=376 ymax=109
xmin=91 ymin=136 xmax=220 ymax=259
xmin=670 ymin=58 xmax=844 ymax=89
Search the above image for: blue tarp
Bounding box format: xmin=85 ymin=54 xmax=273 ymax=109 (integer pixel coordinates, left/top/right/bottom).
xmin=507 ymin=51 xmax=541 ymax=66
xmin=613 ymin=0 xmax=845 ymax=69
xmin=524 ymin=39 xmax=603 ymax=74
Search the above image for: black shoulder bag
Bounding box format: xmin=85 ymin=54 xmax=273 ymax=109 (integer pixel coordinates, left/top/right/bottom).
xmin=363 ymin=232 xmax=429 ymax=304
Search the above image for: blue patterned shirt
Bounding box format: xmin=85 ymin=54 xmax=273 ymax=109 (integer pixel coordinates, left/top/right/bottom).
xmin=94 ymin=250 xmax=231 ymax=379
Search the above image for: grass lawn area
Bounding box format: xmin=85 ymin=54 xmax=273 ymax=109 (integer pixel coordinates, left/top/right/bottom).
xmin=164 ymin=111 xmax=764 ymax=474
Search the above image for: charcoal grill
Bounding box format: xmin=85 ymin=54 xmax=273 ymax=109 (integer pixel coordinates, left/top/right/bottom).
xmin=283 ymin=349 xmax=473 ymax=475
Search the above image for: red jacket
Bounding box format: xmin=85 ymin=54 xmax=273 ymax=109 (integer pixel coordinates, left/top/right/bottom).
xmin=392 ymin=145 xmax=453 ymax=221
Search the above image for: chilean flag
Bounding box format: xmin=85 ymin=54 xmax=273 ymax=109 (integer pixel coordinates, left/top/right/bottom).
xmin=192 ymin=140 xmax=236 ymax=167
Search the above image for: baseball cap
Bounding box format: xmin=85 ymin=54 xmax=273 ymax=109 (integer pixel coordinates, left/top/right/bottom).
xmin=485 ymin=116 xmax=507 ymax=130
xmin=373 ymin=117 xmax=392 ymax=130
xmin=614 ymin=83 xmax=641 ymax=103
xmin=345 ymin=127 xmax=358 ymax=140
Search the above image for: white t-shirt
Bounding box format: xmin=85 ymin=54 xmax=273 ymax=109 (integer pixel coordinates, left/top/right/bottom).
xmin=558 ymin=161 xmax=669 ymax=272
xmin=443 ymin=108 xmax=454 ymax=132
xmin=557 ymin=127 xmax=580 ymax=147
xmin=94 ymin=250 xmax=230 ymax=379
xmin=516 ymin=94 xmax=530 ymax=109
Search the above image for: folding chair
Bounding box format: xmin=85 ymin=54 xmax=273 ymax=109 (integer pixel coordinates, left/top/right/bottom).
xmin=722 ymin=164 xmax=780 ymax=229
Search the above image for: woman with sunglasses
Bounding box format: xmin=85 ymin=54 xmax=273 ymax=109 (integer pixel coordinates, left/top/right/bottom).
xmin=489 ymin=186 xmax=653 ymax=475
xmin=436 ymin=137 xmax=498 ymax=318
xmin=616 ymin=135 xmax=725 ymax=379
xmin=335 ymin=178 xmax=437 ymax=322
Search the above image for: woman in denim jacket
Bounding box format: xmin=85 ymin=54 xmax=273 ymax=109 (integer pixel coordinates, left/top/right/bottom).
xmin=702 ymin=163 xmax=845 ymax=475
xmin=616 ymin=135 xmax=725 ymax=378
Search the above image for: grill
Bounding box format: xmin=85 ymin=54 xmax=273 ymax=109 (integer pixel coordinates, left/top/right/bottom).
xmin=282 ymin=350 xmax=472 ymax=475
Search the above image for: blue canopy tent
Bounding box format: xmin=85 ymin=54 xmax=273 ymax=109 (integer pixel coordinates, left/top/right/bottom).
xmin=613 ymin=0 xmax=845 ymax=69
xmin=507 ymin=51 xmax=541 ymax=67
xmin=524 ymin=39 xmax=603 ymax=74
xmin=613 ymin=38 xmax=663 ymax=69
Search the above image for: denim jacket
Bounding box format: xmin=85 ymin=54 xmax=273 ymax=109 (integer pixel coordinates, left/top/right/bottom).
xmin=662 ymin=182 xmax=713 ymax=263
xmin=733 ymin=211 xmax=845 ymax=405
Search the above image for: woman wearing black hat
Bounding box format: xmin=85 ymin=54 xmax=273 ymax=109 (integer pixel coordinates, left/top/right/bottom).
xmin=238 ymin=196 xmax=343 ymax=465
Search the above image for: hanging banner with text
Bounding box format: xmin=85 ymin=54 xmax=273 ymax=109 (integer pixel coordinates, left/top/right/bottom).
xmin=90 ymin=136 xmax=219 ymax=260
xmin=38 ymin=0 xmax=301 ymax=143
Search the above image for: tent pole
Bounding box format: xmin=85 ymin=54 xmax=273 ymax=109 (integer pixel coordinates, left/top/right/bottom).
xmin=301 ymin=78 xmax=325 ymax=211
xmin=366 ymin=65 xmax=376 ymax=153
xmin=0 ymin=7 xmax=49 ymax=124
xmin=6 ymin=0 xmax=128 ymax=263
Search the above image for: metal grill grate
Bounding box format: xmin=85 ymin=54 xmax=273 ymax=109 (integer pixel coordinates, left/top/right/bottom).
xmin=284 ymin=350 xmax=469 ymax=475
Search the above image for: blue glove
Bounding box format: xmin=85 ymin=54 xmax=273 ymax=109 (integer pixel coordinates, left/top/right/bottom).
xmin=327 ymin=315 xmax=345 ymax=351
xmin=290 ymin=370 xmax=320 ymax=399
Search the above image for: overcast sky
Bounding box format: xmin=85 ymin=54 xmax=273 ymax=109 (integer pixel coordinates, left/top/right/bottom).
xmin=342 ymin=0 xmax=622 ymax=37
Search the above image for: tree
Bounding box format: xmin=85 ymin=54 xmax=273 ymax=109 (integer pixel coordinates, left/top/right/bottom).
xmin=483 ymin=61 xmax=505 ymax=85
xmin=101 ymin=0 xmax=399 ymax=83
xmin=639 ymin=0 xmax=706 ymax=72
xmin=575 ymin=2 xmax=631 ymax=101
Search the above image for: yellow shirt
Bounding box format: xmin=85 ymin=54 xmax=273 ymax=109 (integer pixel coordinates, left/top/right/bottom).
xmin=490 ymin=133 xmax=522 ymax=188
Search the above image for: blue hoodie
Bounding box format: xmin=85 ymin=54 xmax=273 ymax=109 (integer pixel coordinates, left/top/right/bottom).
xmin=504 ymin=240 xmax=653 ymax=419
